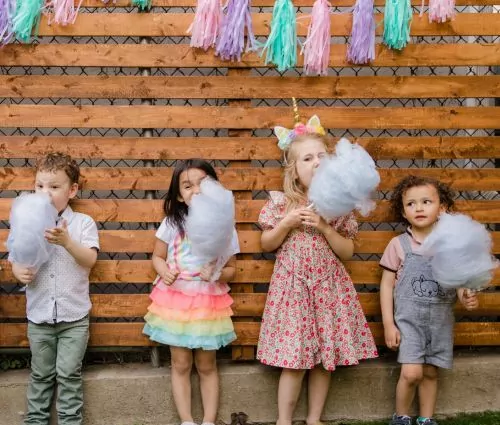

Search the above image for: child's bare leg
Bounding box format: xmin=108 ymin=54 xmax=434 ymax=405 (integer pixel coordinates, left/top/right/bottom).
xmin=170 ymin=346 xmax=194 ymax=422
xmin=395 ymin=364 xmax=424 ymax=416
xmin=418 ymin=364 xmax=438 ymax=418
xmin=306 ymin=367 xmax=331 ymax=425
xmin=195 ymin=349 xmax=219 ymax=424
xmin=278 ymin=368 xmax=307 ymax=425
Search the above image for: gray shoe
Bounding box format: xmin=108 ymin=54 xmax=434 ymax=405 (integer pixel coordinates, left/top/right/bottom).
xmin=389 ymin=414 xmax=412 ymax=425
xmin=417 ymin=419 xmax=438 ymax=425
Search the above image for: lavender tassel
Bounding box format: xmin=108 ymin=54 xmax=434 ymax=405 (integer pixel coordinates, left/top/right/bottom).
xmin=0 ymin=0 xmax=15 ymax=46
xmin=216 ymin=0 xmax=258 ymax=61
xmin=347 ymin=0 xmax=375 ymax=64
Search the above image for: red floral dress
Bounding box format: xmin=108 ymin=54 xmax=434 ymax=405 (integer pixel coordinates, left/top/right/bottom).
xmin=257 ymin=192 xmax=378 ymax=371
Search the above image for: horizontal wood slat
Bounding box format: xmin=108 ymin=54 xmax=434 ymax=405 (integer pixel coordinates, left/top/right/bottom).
xmin=35 ymin=14 xmax=500 ymax=37
xmin=1 ymin=230 xmax=499 ymax=254
xmin=1 ymin=293 xmax=498 ymax=319
xmin=80 ymin=0 xmax=500 ymax=6
xmin=1 ymin=259 xmax=499 ymax=286
xmin=0 ymin=136 xmax=498 ymax=160
xmin=0 ymin=44 xmax=498 ymax=67
xmin=0 ymin=322 xmax=498 ymax=347
xmin=0 ymin=167 xmax=498 ymax=191
xmin=2 ymin=105 xmax=499 ymax=129
xmin=0 ymin=199 xmax=499 ymax=224
xmin=2 ymin=76 xmax=499 ymax=99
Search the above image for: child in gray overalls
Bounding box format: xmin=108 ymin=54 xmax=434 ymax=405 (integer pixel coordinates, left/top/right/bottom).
xmin=379 ymin=175 xmax=479 ymax=425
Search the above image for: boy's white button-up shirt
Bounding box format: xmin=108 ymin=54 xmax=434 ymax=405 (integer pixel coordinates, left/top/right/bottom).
xmin=22 ymin=206 xmax=99 ymax=324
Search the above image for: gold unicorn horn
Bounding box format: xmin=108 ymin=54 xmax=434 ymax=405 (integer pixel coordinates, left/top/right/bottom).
xmin=292 ymin=97 xmax=300 ymax=125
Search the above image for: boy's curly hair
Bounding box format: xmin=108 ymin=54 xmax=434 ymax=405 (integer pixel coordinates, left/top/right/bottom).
xmin=36 ymin=152 xmax=80 ymax=185
xmin=390 ymin=175 xmax=456 ymax=225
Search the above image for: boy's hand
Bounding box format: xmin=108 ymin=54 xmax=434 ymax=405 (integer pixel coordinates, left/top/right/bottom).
xmin=459 ymin=288 xmax=479 ymax=311
xmin=384 ymin=323 xmax=401 ymax=350
xmin=200 ymin=262 xmax=216 ymax=281
xmin=12 ymin=263 xmax=35 ymax=284
xmin=45 ymin=220 xmax=71 ymax=248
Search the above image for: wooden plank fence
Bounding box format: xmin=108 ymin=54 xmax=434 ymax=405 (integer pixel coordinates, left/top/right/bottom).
xmin=0 ymin=0 xmax=498 ymax=359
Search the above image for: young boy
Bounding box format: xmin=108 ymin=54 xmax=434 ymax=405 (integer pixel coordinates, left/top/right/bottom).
xmin=11 ymin=152 xmax=99 ymax=425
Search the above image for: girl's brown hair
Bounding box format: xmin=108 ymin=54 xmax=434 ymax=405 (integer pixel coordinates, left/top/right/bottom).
xmin=282 ymin=133 xmax=331 ymax=211
xmin=390 ymin=175 xmax=456 ymax=224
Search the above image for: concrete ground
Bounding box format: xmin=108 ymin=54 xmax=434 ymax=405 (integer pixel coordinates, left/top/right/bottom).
xmin=0 ymin=351 xmax=499 ymax=425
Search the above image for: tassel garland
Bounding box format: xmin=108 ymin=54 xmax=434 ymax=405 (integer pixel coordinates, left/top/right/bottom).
xmin=0 ymin=0 xmax=15 ymax=45
xmin=12 ymin=0 xmax=44 ymax=43
xmin=428 ymin=0 xmax=455 ymax=23
xmin=301 ymin=0 xmax=330 ymax=76
xmin=189 ymin=0 xmax=223 ymax=50
xmin=46 ymin=0 xmax=82 ymax=25
xmin=383 ymin=0 xmax=412 ymax=50
xmin=261 ymin=0 xmax=297 ymax=72
xmin=347 ymin=0 xmax=375 ymax=64
xmin=215 ymin=0 xmax=258 ymax=62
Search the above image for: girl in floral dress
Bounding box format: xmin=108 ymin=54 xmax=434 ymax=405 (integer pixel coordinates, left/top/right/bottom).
xmin=257 ymin=115 xmax=378 ymax=425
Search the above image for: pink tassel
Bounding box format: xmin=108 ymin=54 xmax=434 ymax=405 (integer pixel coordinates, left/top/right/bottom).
xmin=428 ymin=0 xmax=455 ymax=23
xmin=46 ymin=0 xmax=82 ymax=26
xmin=301 ymin=0 xmax=331 ymax=76
xmin=189 ymin=0 xmax=223 ymax=50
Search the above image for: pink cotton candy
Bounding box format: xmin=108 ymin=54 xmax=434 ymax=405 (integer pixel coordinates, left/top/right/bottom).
xmin=301 ymin=0 xmax=331 ymax=76
xmin=189 ymin=0 xmax=223 ymax=50
xmin=428 ymin=0 xmax=455 ymax=23
xmin=46 ymin=0 xmax=82 ymax=26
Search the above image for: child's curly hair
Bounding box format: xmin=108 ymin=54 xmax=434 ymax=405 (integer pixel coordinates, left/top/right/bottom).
xmin=390 ymin=175 xmax=456 ymax=224
xmin=36 ymin=152 xmax=80 ymax=185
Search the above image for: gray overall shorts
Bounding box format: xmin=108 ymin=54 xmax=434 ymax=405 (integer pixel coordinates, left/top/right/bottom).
xmin=394 ymin=233 xmax=457 ymax=369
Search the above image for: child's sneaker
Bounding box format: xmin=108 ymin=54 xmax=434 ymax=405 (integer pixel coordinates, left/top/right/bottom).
xmin=389 ymin=414 xmax=412 ymax=425
xmin=417 ymin=418 xmax=438 ymax=425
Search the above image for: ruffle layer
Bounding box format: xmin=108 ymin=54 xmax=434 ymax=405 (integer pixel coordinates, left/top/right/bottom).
xmin=155 ymin=278 xmax=230 ymax=296
xmin=150 ymin=286 xmax=233 ymax=311
xmin=144 ymin=312 xmax=235 ymax=336
xmin=148 ymin=303 xmax=234 ymax=322
xmin=143 ymin=323 xmax=236 ymax=350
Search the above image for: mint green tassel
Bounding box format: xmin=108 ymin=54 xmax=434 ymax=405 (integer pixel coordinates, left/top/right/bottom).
xmin=261 ymin=0 xmax=297 ymax=72
xmin=383 ymin=0 xmax=412 ymax=50
xmin=12 ymin=0 xmax=44 ymax=43
xmin=132 ymin=0 xmax=152 ymax=11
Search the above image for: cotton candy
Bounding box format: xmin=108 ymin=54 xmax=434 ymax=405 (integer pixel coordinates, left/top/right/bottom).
xmin=185 ymin=178 xmax=235 ymax=264
xmin=419 ymin=213 xmax=497 ymax=290
xmin=308 ymin=137 xmax=380 ymax=220
xmin=7 ymin=192 xmax=58 ymax=272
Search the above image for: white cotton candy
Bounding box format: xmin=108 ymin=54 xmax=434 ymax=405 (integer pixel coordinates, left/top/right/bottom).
xmin=419 ymin=213 xmax=498 ymax=290
xmin=7 ymin=192 xmax=58 ymax=272
xmin=185 ymin=178 xmax=235 ymax=263
xmin=308 ymin=137 xmax=380 ymax=220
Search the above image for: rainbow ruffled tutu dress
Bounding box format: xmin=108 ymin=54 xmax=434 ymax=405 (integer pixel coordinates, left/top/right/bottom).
xmin=143 ymin=219 xmax=237 ymax=350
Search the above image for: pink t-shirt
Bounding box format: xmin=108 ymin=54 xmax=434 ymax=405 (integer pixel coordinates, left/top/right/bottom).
xmin=379 ymin=228 xmax=422 ymax=280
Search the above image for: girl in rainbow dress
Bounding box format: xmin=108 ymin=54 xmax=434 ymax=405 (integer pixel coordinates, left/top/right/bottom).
xmin=143 ymin=159 xmax=239 ymax=425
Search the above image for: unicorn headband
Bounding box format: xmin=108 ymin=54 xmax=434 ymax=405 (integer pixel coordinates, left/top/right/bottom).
xmin=274 ymin=98 xmax=326 ymax=151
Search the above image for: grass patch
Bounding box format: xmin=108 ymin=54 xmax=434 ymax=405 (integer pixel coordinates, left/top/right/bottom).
xmin=327 ymin=411 xmax=500 ymax=425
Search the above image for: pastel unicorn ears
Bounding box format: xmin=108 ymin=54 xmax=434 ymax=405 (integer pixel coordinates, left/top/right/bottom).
xmin=274 ymin=126 xmax=294 ymax=151
xmin=306 ymin=115 xmax=326 ymax=135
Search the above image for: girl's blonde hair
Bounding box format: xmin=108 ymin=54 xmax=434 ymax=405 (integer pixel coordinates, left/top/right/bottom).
xmin=283 ymin=133 xmax=331 ymax=212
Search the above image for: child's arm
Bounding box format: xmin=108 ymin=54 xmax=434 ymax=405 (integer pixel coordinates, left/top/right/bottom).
xmin=151 ymin=238 xmax=178 ymax=285
xmin=261 ymin=209 xmax=303 ymax=252
xmin=380 ymin=269 xmax=400 ymax=350
xmin=457 ymin=288 xmax=479 ymax=310
xmin=44 ymin=220 xmax=97 ymax=269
